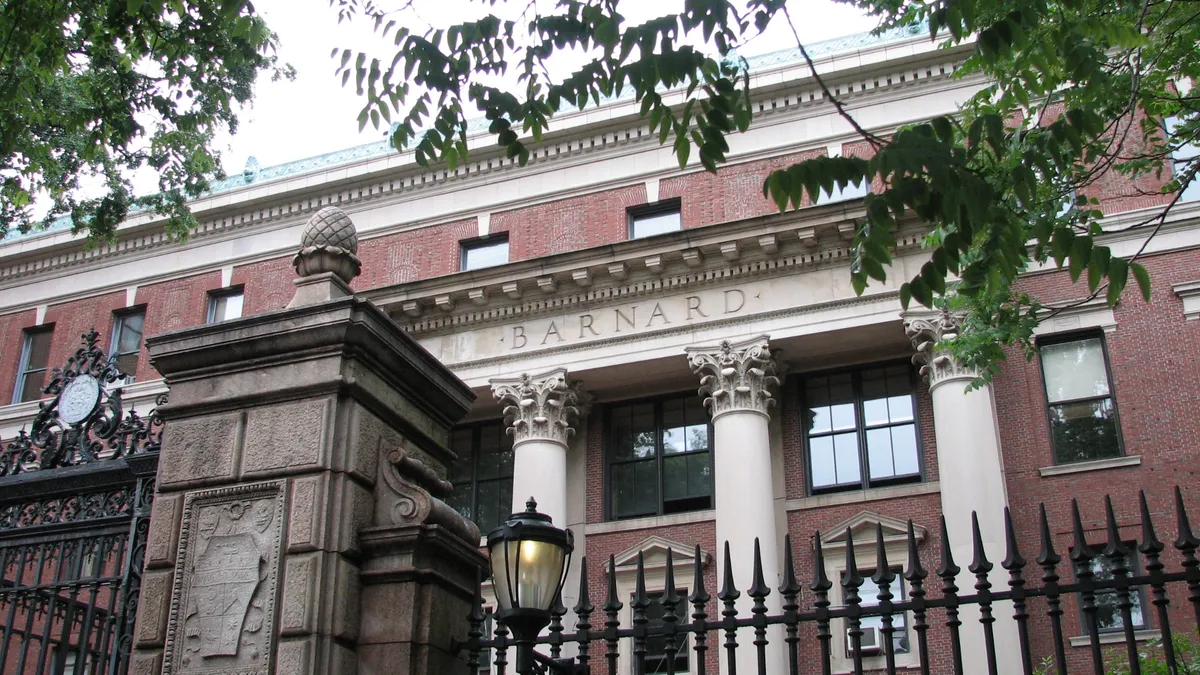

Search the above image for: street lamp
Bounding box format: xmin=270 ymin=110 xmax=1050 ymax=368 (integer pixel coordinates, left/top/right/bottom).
xmin=488 ymin=498 xmax=581 ymax=675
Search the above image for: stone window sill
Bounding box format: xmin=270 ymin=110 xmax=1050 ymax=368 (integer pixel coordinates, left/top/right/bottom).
xmin=585 ymin=509 xmax=716 ymax=535
xmin=1069 ymin=629 xmax=1159 ymax=648
xmin=786 ymin=481 xmax=940 ymax=511
xmin=1038 ymin=455 xmax=1141 ymax=477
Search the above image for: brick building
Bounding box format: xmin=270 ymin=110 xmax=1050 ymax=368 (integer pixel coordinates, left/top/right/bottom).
xmin=1 ymin=23 xmax=1198 ymax=675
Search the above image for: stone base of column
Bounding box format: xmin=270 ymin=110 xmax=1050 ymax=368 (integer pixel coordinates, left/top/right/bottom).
xmin=357 ymin=526 xmax=487 ymax=675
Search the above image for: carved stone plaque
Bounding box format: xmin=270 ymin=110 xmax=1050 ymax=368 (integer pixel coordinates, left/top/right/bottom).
xmin=58 ymin=374 xmax=101 ymax=425
xmin=164 ymin=480 xmax=287 ymax=675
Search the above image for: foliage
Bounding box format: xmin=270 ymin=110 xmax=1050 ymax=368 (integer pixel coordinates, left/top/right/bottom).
xmin=1033 ymin=632 xmax=1200 ymax=675
xmin=0 ymin=0 xmax=290 ymax=244
xmin=331 ymin=0 xmax=1199 ymax=376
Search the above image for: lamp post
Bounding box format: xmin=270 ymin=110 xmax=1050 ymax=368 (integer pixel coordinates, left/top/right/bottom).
xmin=487 ymin=498 xmax=583 ymax=675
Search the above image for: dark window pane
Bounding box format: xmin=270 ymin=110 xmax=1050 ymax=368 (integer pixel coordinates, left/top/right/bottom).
xmin=643 ymin=590 xmax=690 ymax=673
xmin=631 ymin=403 xmax=656 ymax=459
xmin=116 ymin=312 xmax=144 ymax=354
xmin=477 ymin=479 xmax=510 ymax=533
xmin=662 ymin=397 xmax=686 ymax=455
xmin=26 ymin=330 xmax=52 ymax=370
xmin=19 ymin=370 xmax=45 ymax=403
xmin=663 ymin=453 xmax=711 ymax=503
xmin=446 ymin=488 xmax=473 ymax=523
xmin=1087 ymin=550 xmax=1145 ymax=631
xmin=611 ymin=460 xmax=657 ymax=519
xmin=1050 ymin=399 xmax=1121 ymax=464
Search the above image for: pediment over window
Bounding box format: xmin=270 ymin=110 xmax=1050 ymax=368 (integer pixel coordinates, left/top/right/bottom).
xmin=612 ymin=536 xmax=712 ymax=574
xmin=817 ymin=511 xmax=927 ymax=550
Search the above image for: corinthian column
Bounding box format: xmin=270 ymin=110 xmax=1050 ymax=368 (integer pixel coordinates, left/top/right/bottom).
xmin=490 ymin=368 xmax=584 ymax=528
xmin=687 ymin=335 xmax=782 ymax=675
xmin=904 ymin=312 xmax=1019 ymax=675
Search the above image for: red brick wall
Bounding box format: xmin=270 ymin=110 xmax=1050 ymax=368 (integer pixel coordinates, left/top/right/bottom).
xmin=0 ymin=308 xmax=38 ymax=402
xmin=354 ymin=218 xmax=479 ymax=289
xmin=490 ymin=185 xmax=648 ymax=260
xmin=994 ymin=247 xmax=1200 ymax=666
xmin=232 ymin=256 xmax=295 ymax=316
xmin=43 ymin=291 xmax=128 ymax=379
xmin=659 ymin=149 xmax=827 ymax=229
xmin=134 ymin=271 xmax=223 ymax=381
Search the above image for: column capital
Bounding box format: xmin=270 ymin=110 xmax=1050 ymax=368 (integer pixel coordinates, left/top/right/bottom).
xmin=490 ymin=368 xmax=586 ymax=448
xmin=903 ymin=310 xmax=978 ymax=387
xmin=686 ymin=335 xmax=781 ymax=418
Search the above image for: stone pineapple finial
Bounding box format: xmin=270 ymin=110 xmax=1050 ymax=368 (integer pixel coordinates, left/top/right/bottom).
xmin=287 ymin=206 xmax=363 ymax=308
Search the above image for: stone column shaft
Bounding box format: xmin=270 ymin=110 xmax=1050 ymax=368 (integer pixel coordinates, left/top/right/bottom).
xmin=905 ymin=312 xmax=1019 ymax=675
xmin=687 ymin=335 xmax=782 ymax=675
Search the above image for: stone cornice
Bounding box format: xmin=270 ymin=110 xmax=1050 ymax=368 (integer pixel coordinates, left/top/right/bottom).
xmin=376 ymin=203 xmax=929 ymax=335
xmin=0 ymin=48 xmax=973 ymax=290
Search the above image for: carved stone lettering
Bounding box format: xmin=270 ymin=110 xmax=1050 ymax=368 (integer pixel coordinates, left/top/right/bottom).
xmin=164 ymin=480 xmax=287 ymax=675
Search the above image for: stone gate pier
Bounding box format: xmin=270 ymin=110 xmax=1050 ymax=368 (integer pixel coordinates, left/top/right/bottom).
xmin=131 ymin=207 xmax=484 ymax=675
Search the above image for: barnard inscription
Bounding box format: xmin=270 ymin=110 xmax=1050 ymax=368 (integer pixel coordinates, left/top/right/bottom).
xmin=164 ymin=481 xmax=287 ymax=675
xmin=506 ymin=288 xmax=750 ymax=351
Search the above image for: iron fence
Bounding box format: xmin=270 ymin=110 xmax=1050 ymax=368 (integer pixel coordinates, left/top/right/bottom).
xmin=463 ymin=489 xmax=1200 ymax=675
xmin=0 ymin=331 xmax=163 ymax=675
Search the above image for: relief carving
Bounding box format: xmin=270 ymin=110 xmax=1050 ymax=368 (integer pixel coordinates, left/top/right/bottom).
xmin=164 ymin=481 xmax=286 ymax=675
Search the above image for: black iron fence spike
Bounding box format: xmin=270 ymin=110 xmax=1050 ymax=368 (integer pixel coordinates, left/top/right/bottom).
xmin=1102 ymin=494 xmax=1130 ymax=558
xmin=1136 ymin=491 xmax=1163 ymax=555
xmin=574 ymin=555 xmax=594 ymax=616
xmin=843 ymin=527 xmax=863 ymax=588
xmin=969 ymin=511 xmax=993 ymax=575
xmin=719 ymin=541 xmax=740 ymax=602
xmin=1037 ymin=502 xmax=1061 ymax=566
xmin=690 ymin=544 xmax=711 ymax=605
xmin=1002 ymin=506 xmax=1026 ymax=570
xmin=748 ymin=537 xmax=770 ymax=599
xmin=872 ymin=522 xmax=895 ymax=586
xmin=811 ymin=530 xmax=833 ymax=592
xmin=604 ymin=553 xmax=622 ymax=614
xmin=781 ymin=533 xmax=802 ymax=596
xmin=1070 ymin=498 xmax=1095 ymax=563
xmin=937 ymin=515 xmax=959 ymax=578
xmin=905 ymin=519 xmax=927 ymax=582
xmin=633 ymin=550 xmax=649 ymax=609
xmin=664 ymin=547 xmax=679 ymax=605
xmin=1176 ymin=485 xmax=1200 ymax=549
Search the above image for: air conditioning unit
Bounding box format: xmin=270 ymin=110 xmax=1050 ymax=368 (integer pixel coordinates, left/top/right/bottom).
xmin=847 ymin=625 xmax=883 ymax=656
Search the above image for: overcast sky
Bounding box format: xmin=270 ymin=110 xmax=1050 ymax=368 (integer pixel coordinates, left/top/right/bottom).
xmin=214 ymin=0 xmax=879 ymax=176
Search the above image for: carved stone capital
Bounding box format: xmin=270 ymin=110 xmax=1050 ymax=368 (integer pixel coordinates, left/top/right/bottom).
xmin=686 ymin=335 xmax=781 ymax=418
xmin=490 ymin=368 xmax=584 ymax=448
xmin=903 ymin=310 xmax=978 ymax=387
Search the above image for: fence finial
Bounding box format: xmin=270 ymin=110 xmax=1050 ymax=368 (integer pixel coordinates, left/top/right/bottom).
xmin=905 ymin=520 xmax=927 ymax=582
xmin=1137 ymin=491 xmax=1163 ymax=555
xmin=969 ymin=511 xmax=993 ymax=575
xmin=872 ymin=522 xmax=896 ymax=589
xmin=1037 ymin=503 xmax=1060 ymax=566
xmin=1102 ymin=495 xmax=1130 ymax=558
xmin=749 ymin=538 xmax=770 ymax=599
xmin=1002 ymin=507 xmax=1025 ymax=570
xmin=811 ymin=531 xmax=832 ymax=593
xmin=780 ymin=534 xmax=802 ymax=598
xmin=690 ymin=544 xmax=711 ymax=606
xmin=1069 ymin=499 xmax=1095 ymax=564
xmin=843 ymin=527 xmax=863 ymax=589
xmin=1175 ymin=485 xmax=1200 ymax=550
xmin=937 ymin=515 xmax=960 ymax=578
xmin=719 ymin=541 xmax=740 ymax=603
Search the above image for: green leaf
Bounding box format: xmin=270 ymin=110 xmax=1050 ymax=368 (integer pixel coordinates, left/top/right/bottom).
xmin=1130 ymin=262 xmax=1151 ymax=302
xmin=1106 ymin=257 xmax=1128 ymax=307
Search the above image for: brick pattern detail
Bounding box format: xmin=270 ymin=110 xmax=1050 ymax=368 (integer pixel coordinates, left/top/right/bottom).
xmin=353 ymin=218 xmax=478 ymax=289
xmin=490 ymin=185 xmax=648 ymax=261
xmin=233 ymin=256 xmax=295 ymax=316
xmin=43 ymin=291 xmax=128 ymax=382
xmin=659 ymin=149 xmax=827 ymax=229
xmin=134 ymin=271 xmax=223 ymax=382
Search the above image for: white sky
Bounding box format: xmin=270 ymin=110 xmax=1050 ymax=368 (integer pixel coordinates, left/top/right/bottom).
xmin=214 ymin=0 xmax=879 ymax=176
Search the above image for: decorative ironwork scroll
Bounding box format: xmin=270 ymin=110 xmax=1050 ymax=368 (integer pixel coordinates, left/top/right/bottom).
xmin=0 ymin=329 xmax=164 ymax=477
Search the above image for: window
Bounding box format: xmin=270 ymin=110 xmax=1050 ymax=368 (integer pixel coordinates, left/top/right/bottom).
xmin=1165 ymin=116 xmax=1200 ymax=202
xmin=207 ymin=289 xmax=244 ymax=323
xmin=642 ymin=589 xmax=690 ymax=673
xmin=1077 ymin=547 xmax=1146 ymax=632
xmin=1038 ymin=335 xmax=1122 ymax=464
xmin=629 ymin=202 xmax=682 ymax=239
xmin=812 ymin=178 xmax=870 ymax=205
xmin=13 ymin=327 xmax=53 ymax=404
xmin=607 ymin=393 xmax=712 ymax=520
xmin=854 ymin=570 xmax=910 ymax=655
xmin=803 ymin=364 xmax=921 ymax=493
xmin=448 ymin=421 xmax=514 ymax=534
xmin=461 ymin=236 xmax=509 ymax=272
xmin=110 ymin=310 xmax=145 ymax=380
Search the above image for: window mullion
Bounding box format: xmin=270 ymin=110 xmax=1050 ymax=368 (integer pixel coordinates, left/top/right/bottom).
xmin=472 ymin=426 xmax=482 ymax=524
xmin=854 ymin=370 xmax=869 ymax=489
xmin=656 ymin=399 xmax=665 ymax=517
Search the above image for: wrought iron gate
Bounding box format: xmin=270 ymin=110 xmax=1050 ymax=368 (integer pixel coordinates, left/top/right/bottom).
xmin=0 ymin=331 xmax=163 ymax=675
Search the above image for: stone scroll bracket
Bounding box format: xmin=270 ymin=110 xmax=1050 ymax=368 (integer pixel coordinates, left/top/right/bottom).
xmin=686 ymin=335 xmax=782 ymax=420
